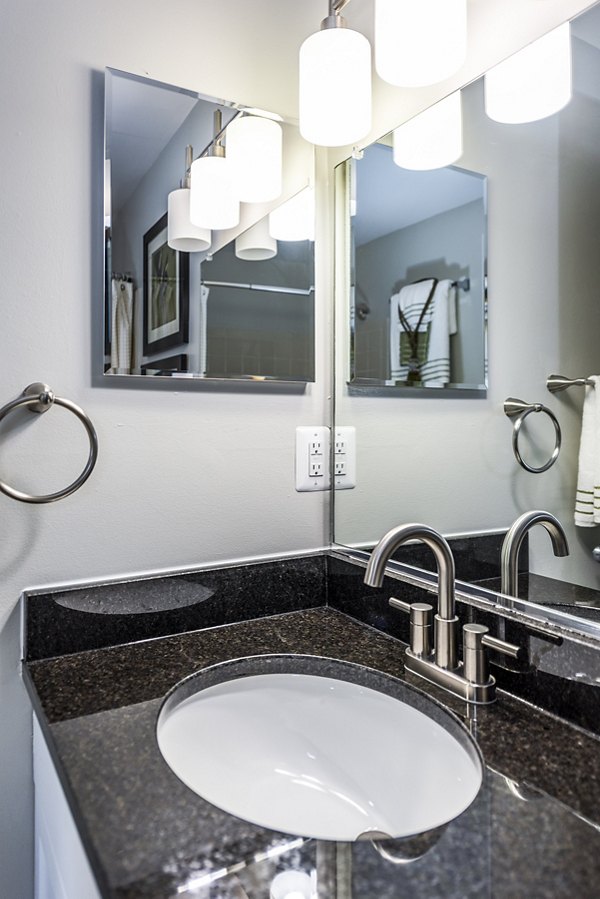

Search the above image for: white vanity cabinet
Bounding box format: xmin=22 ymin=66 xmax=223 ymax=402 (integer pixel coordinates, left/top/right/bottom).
xmin=33 ymin=716 xmax=102 ymax=899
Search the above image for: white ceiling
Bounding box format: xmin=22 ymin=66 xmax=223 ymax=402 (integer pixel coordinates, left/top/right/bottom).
xmin=107 ymin=72 xmax=200 ymax=210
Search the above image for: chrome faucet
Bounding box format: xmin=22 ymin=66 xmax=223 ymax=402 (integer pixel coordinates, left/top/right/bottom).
xmin=365 ymin=523 xmax=522 ymax=704
xmin=501 ymin=510 xmax=569 ymax=596
xmin=364 ymin=523 xmax=459 ymax=669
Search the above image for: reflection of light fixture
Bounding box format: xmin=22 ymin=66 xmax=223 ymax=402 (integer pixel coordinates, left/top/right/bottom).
xmin=484 ymin=23 xmax=572 ymax=124
xmin=393 ymin=91 xmax=463 ymax=171
xmin=168 ymin=146 xmax=212 ymax=252
xmin=375 ymin=0 xmax=467 ymax=87
xmin=226 ymin=115 xmax=283 ymax=203
xmin=269 ymin=187 xmax=315 ymax=241
xmin=235 ymin=218 xmax=277 ymax=260
xmin=190 ymin=111 xmax=240 ymax=231
xmin=269 ymin=869 xmax=315 ymax=899
xmin=299 ymin=3 xmax=371 ymax=147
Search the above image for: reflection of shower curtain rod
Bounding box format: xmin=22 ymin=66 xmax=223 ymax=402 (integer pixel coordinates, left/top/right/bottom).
xmin=201 ymin=280 xmax=314 ymax=296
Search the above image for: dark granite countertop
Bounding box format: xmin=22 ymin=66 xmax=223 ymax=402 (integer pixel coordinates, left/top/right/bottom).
xmin=25 ymin=605 xmax=600 ymax=899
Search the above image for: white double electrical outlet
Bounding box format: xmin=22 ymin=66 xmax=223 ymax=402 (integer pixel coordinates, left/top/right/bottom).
xmin=295 ymin=427 xmax=330 ymax=492
xmin=295 ymin=426 xmax=356 ymax=492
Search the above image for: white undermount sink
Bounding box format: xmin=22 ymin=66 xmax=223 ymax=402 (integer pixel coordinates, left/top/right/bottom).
xmin=157 ymin=656 xmax=483 ymax=842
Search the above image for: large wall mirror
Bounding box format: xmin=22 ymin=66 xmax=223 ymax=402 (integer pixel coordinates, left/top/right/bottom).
xmin=333 ymin=2 xmax=600 ymax=635
xmin=104 ymin=69 xmax=315 ymax=383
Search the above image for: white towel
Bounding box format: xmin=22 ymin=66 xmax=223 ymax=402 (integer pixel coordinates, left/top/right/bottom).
xmin=575 ymin=375 xmax=600 ymax=527
xmin=110 ymin=278 xmax=134 ymax=374
xmin=389 ymin=278 xmax=457 ymax=385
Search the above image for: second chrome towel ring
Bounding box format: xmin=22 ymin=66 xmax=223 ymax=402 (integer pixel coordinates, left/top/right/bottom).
xmin=504 ymin=397 xmax=561 ymax=474
xmin=0 ymin=383 xmax=98 ymax=504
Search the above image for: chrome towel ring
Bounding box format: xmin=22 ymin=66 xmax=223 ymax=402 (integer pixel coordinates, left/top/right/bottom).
xmin=0 ymin=383 xmax=98 ymax=503
xmin=504 ymin=397 xmax=561 ymax=474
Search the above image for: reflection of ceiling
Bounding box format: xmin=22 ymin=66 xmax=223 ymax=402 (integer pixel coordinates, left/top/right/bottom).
xmin=107 ymin=72 xmax=200 ymax=211
xmin=572 ymin=3 xmax=600 ymax=48
xmin=354 ymin=143 xmax=485 ymax=247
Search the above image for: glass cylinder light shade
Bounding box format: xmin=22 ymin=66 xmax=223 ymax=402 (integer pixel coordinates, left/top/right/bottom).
xmin=299 ymin=27 xmax=371 ymax=147
xmin=226 ymin=115 xmax=283 ymax=203
xmin=375 ymin=0 xmax=467 ymax=87
xmin=269 ymin=187 xmax=315 ymax=242
xmin=393 ymin=92 xmax=463 ymax=171
xmin=235 ymin=218 xmax=277 ymax=261
xmin=168 ymin=189 xmax=211 ymax=252
xmin=484 ymin=24 xmax=572 ymax=124
xmin=189 ymin=155 xmax=240 ymax=231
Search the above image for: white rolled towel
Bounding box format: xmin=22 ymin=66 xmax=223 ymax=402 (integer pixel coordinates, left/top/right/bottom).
xmin=575 ymin=375 xmax=600 ymax=527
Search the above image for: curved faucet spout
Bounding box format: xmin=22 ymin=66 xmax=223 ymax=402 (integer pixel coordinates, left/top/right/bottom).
xmin=501 ymin=510 xmax=569 ymax=597
xmin=364 ymin=523 xmax=458 ymax=669
xmin=365 ymin=523 xmax=455 ymax=619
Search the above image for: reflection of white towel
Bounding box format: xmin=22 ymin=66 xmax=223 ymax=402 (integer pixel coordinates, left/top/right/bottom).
xmin=110 ymin=278 xmax=134 ymax=374
xmin=575 ymin=376 xmax=600 ymax=526
xmin=389 ymin=279 xmax=457 ymax=385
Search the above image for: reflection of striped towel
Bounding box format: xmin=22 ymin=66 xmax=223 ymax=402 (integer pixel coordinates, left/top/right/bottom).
xmin=110 ymin=278 xmax=134 ymax=374
xmin=575 ymin=376 xmax=600 ymax=526
xmin=390 ymin=279 xmax=457 ymax=385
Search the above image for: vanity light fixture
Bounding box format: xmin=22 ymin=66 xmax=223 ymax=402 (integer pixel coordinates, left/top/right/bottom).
xmin=235 ymin=217 xmax=277 ymax=260
xmin=190 ymin=111 xmax=240 ymax=231
xmin=375 ymin=0 xmax=467 ymax=88
xmin=484 ymin=23 xmax=572 ymax=124
xmin=299 ymin=0 xmax=371 ymax=147
xmin=226 ymin=114 xmax=283 ymax=203
xmin=168 ymin=146 xmax=212 ymax=252
xmin=269 ymin=186 xmax=315 ymax=242
xmin=393 ymin=91 xmax=463 ymax=171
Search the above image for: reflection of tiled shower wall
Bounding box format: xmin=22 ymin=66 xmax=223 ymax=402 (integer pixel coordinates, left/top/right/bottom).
xmin=208 ymin=327 xmax=313 ymax=379
xmin=206 ymin=288 xmax=314 ymax=380
xmin=353 ymin=316 xmax=388 ymax=380
xmin=203 ymin=239 xmax=314 ymax=380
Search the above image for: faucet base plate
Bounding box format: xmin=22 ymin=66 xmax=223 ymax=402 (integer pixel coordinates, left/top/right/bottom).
xmin=404 ymin=650 xmax=497 ymax=705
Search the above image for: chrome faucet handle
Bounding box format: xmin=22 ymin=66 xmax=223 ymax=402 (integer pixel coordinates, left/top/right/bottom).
xmin=390 ymin=598 xmax=434 ymax=659
xmin=463 ymin=624 xmax=522 ymax=686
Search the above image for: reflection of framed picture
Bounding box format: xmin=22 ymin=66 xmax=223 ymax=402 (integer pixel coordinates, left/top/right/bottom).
xmin=141 ymin=353 xmax=189 ymax=375
xmin=143 ymin=213 xmax=189 ymax=355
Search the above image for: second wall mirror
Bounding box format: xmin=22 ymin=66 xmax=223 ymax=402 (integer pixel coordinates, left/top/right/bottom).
xmin=104 ymin=69 xmax=315 ymax=384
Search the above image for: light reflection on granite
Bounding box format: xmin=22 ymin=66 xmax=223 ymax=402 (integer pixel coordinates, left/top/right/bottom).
xmin=53 ymin=580 xmax=216 ymax=614
xmin=25 ymin=608 xmax=600 ymax=899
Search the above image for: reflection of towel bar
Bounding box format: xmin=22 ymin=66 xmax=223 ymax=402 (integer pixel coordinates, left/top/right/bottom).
xmin=547 ymin=373 xmax=595 ymax=393
xmin=451 ymin=278 xmax=470 ymax=291
xmin=201 ymin=280 xmax=314 ymax=296
xmin=0 ymin=383 xmax=99 ymax=504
